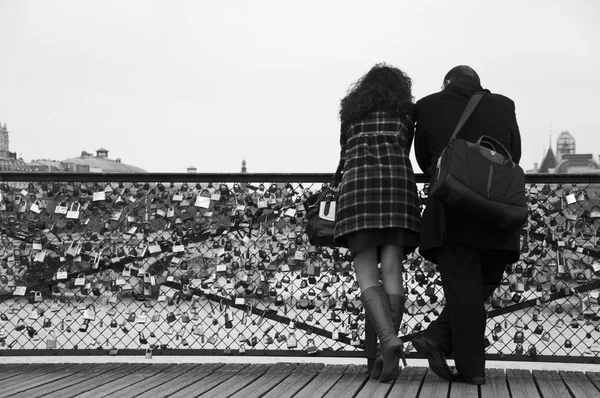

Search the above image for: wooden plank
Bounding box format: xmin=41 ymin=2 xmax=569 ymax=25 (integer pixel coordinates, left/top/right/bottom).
xmin=417 ymin=369 xmax=450 ymax=398
xmin=532 ymin=370 xmax=571 ymax=398
xmin=0 ymin=363 xmax=79 ymax=396
xmin=322 ymin=365 xmax=369 ymax=398
xmin=480 ymin=368 xmax=510 ymax=398
xmin=449 ymin=380 xmax=478 ymax=398
xmin=197 ymin=364 xmax=272 ymax=397
xmin=42 ymin=363 xmax=148 ymax=398
xmin=559 ymin=371 xmax=600 ymax=398
xmin=0 ymin=363 xmax=48 ymax=382
xmin=387 ymin=367 xmax=427 ymax=398
xmin=166 ymin=363 xmax=251 ymax=398
xmin=262 ymin=363 xmax=323 ymax=398
xmin=10 ymin=363 xmax=115 ymax=398
xmin=229 ymin=363 xmax=298 ymax=398
xmin=294 ymin=365 xmax=347 ymax=398
xmin=134 ymin=363 xmax=224 ymax=398
xmin=585 ymin=372 xmax=600 ymax=392
xmin=72 ymin=364 xmax=171 ymax=398
xmin=0 ymin=363 xmax=94 ymax=398
xmin=354 ymin=375 xmax=393 ymax=398
xmin=102 ymin=363 xmax=200 ymax=398
xmin=506 ymin=369 xmax=540 ymax=398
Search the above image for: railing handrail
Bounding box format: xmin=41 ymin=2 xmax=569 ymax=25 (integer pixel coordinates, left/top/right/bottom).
xmin=2 ymin=172 xmax=600 ymax=184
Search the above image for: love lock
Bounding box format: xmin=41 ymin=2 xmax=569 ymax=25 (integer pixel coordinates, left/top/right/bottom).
xmin=83 ymin=305 xmax=96 ymax=321
xmin=306 ymin=339 xmax=317 ymax=355
xmin=79 ymin=319 xmax=90 ymax=332
xmin=515 ymin=343 xmax=524 ymax=355
xmin=513 ymin=331 xmax=525 ymax=344
xmin=27 ymin=325 xmax=37 ymax=338
xmin=565 ymin=339 xmax=573 ymax=348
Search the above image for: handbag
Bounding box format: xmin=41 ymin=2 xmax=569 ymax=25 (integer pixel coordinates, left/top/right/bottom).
xmin=430 ymin=92 xmax=527 ymax=232
xmin=303 ymin=159 xmax=344 ymax=247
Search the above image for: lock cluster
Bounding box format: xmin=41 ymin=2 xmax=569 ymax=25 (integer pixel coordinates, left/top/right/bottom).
xmin=0 ymin=178 xmax=599 ymax=361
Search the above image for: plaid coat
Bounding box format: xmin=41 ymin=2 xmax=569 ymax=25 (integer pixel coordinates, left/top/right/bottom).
xmin=334 ymin=112 xmax=421 ymax=246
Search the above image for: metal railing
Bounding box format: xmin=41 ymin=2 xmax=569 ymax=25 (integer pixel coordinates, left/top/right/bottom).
xmin=0 ymin=172 xmax=599 ymax=364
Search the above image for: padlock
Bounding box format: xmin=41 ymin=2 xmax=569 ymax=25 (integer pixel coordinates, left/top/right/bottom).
xmin=46 ymin=331 xmax=57 ymax=349
xmin=166 ymin=312 xmax=176 ymax=324
xmin=413 ymin=322 xmax=422 ymax=333
xmin=145 ymin=348 xmax=152 ymax=359
xmin=528 ymin=345 xmax=537 ymax=358
xmin=515 ymin=343 xmax=524 ymax=355
xmin=513 ymin=331 xmax=524 ymax=344
xmin=152 ymin=312 xmax=160 ymax=322
xmin=15 ymin=318 xmax=26 ymax=331
xmin=541 ymin=332 xmax=550 ymax=342
xmin=494 ymin=322 xmax=502 ymax=333
xmin=83 ymin=305 xmax=96 ymax=321
xmin=127 ymin=312 xmax=136 ymax=323
xmin=565 ymin=339 xmax=573 ymax=348
xmin=139 ymin=331 xmax=148 ymax=344
xmin=28 ymin=307 xmax=39 ymax=320
xmin=181 ymin=312 xmax=190 ymax=323
xmin=79 ymin=319 xmax=90 ymax=332
xmin=534 ymin=324 xmax=543 ymax=335
xmin=569 ymin=318 xmax=579 ymax=329
xmin=137 ymin=310 xmax=148 ymax=324
xmin=555 ymin=304 xmax=564 ymax=314
xmin=66 ymin=202 xmax=81 ymax=219
xmin=306 ymin=339 xmax=317 ymax=355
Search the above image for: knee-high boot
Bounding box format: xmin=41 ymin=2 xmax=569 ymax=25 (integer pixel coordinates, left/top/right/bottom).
xmin=361 ymin=286 xmax=406 ymax=383
xmin=370 ymin=294 xmax=405 ymax=380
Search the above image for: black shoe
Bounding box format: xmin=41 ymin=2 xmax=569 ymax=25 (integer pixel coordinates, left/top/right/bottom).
xmin=412 ymin=334 xmax=453 ymax=381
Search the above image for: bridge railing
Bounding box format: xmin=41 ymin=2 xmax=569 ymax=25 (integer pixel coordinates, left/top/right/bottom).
xmin=0 ymin=172 xmax=599 ymax=364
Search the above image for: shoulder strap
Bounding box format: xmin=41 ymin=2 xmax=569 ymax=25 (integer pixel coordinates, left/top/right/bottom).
xmin=448 ymin=92 xmax=485 ymax=143
xmin=332 ymin=158 xmax=344 ymax=184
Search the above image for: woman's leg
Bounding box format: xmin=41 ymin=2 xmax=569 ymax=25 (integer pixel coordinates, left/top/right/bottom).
xmin=380 ymin=245 xmax=405 ymax=296
xmin=353 ymin=247 xmax=379 ymax=291
xmin=380 ymin=244 xmax=407 ymax=364
xmin=356 ymin=246 xmax=404 ymax=382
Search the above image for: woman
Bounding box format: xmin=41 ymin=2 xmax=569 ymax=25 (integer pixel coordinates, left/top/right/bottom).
xmin=334 ymin=63 xmax=422 ymax=382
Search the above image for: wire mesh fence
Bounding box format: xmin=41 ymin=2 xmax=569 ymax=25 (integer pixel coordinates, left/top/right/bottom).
xmin=0 ymin=173 xmax=599 ymax=362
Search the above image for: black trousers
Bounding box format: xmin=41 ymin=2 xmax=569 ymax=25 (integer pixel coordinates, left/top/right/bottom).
xmin=423 ymin=243 xmax=506 ymax=378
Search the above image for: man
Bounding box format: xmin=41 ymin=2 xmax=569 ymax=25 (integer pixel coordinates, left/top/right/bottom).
xmin=412 ymin=66 xmax=522 ymax=385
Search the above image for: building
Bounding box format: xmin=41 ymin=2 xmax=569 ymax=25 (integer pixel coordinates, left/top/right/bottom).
xmin=61 ymin=148 xmax=147 ymax=173
xmin=529 ymin=131 xmax=600 ymax=174
xmin=0 ymin=122 xmax=29 ymax=172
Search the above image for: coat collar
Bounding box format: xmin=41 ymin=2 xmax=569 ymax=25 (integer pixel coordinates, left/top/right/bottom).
xmin=444 ymin=80 xmax=490 ymax=98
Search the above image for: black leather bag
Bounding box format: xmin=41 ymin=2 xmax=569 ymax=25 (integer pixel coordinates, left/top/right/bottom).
xmin=430 ymin=92 xmax=527 ymax=232
xmin=303 ymin=160 xmax=343 ymax=247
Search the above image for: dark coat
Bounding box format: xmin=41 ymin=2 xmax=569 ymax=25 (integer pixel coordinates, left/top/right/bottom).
xmin=334 ymin=112 xmax=422 ymax=249
xmin=414 ymin=81 xmax=522 ymax=264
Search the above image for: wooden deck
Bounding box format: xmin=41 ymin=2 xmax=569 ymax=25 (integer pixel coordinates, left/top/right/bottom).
xmin=0 ymin=362 xmax=599 ymax=398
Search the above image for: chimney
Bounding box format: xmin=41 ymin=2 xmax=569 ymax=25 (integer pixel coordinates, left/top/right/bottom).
xmin=533 ymin=162 xmax=538 ymax=171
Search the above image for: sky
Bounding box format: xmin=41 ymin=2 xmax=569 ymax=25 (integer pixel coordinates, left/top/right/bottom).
xmin=1 ymin=0 xmax=599 ymax=174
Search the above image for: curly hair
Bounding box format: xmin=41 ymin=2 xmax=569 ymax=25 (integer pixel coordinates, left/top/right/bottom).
xmin=339 ymin=63 xmax=414 ymax=124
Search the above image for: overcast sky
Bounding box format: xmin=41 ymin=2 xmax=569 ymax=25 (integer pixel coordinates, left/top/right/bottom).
xmin=1 ymin=0 xmax=599 ymax=174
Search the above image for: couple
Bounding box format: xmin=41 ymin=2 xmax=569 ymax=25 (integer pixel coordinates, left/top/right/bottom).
xmin=333 ymin=64 xmax=522 ymax=384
